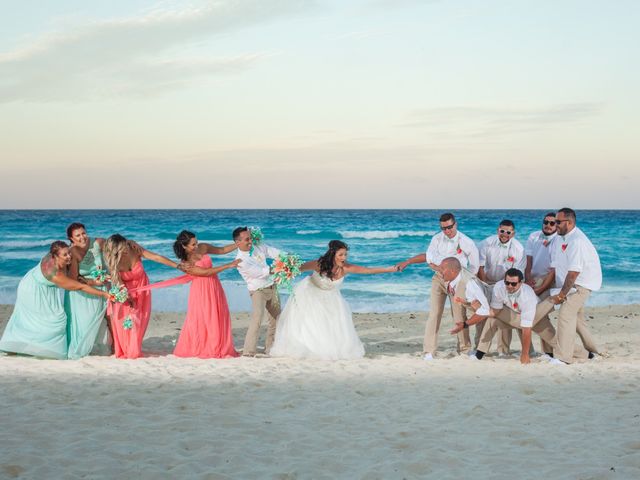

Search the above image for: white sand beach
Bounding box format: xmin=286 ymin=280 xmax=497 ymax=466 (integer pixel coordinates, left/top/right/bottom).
xmin=1 ymin=304 xmax=639 ymax=479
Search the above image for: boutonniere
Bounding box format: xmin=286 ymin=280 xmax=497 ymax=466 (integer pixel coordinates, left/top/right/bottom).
xmin=455 ymin=243 xmax=463 ymax=255
xmin=561 ymin=243 xmax=568 ymax=252
xmin=512 ymin=302 xmax=519 ymax=310
xmin=506 ymin=256 xmax=515 ymax=263
xmin=543 ymin=240 xmax=549 ymax=247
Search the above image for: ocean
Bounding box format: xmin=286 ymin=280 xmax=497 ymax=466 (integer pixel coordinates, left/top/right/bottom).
xmin=0 ymin=209 xmax=637 ymax=312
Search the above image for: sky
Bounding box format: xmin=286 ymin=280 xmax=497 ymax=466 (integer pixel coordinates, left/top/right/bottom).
xmin=0 ymin=0 xmax=638 ymax=209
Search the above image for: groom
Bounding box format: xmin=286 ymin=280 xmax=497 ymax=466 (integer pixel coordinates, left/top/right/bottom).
xmin=233 ymin=227 xmax=282 ymax=357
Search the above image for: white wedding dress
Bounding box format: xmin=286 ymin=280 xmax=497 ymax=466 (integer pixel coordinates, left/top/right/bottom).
xmin=270 ymin=272 xmax=365 ymax=359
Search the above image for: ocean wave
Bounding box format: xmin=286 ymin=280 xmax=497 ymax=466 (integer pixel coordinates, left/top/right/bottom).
xmin=339 ymin=230 xmax=436 ymax=240
xmin=0 ymin=239 xmax=60 ymax=248
xmin=296 ymin=230 xmax=322 ymax=235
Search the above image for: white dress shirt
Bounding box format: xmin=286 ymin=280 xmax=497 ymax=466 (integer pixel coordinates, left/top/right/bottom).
xmin=550 ymin=227 xmax=602 ymax=292
xmin=479 ymin=235 xmax=526 ymax=284
xmin=448 ymin=272 xmax=490 ymax=316
xmin=426 ymin=231 xmax=479 ymax=274
xmin=236 ymin=244 xmax=282 ymax=292
xmin=525 ymin=231 xmax=557 ymax=279
xmin=491 ymin=280 xmax=539 ymax=328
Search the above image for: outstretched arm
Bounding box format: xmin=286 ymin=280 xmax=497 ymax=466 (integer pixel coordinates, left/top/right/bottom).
xmin=396 ymin=253 xmax=426 ymax=271
xmin=140 ymin=247 xmax=179 ymax=269
xmin=52 ymin=273 xmax=110 ymax=299
xmin=343 ymin=263 xmax=397 ymax=275
xmin=200 ymin=243 xmax=238 ymax=255
xmin=300 ymin=260 xmax=318 ymax=272
xmin=179 ymin=259 xmax=241 ymax=277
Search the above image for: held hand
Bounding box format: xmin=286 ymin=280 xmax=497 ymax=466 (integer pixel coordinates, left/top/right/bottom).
xmin=520 ymin=353 xmax=531 ymax=365
xmin=453 ymin=296 xmax=465 ymax=304
xmin=230 ymin=259 xmax=242 ymax=268
xmin=551 ymin=295 xmax=564 ymax=305
xmin=396 ymin=261 xmax=409 ymax=272
xmin=450 ymin=322 xmax=464 ymax=334
xmin=177 ymin=261 xmax=194 ymax=272
xmin=389 ymin=265 xmax=400 ymax=273
xmin=489 ymin=308 xmax=498 ymax=318
xmin=525 ymin=278 xmax=535 ymax=287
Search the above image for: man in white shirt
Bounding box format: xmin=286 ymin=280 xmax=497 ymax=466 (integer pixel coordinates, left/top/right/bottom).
xmin=478 ymin=220 xmax=527 ymax=355
xmin=470 ymin=268 xmax=557 ymax=364
xmin=397 ymin=213 xmax=480 ymax=360
xmin=233 ymin=227 xmax=282 ymax=357
xmin=524 ymin=212 xmax=558 ymax=298
xmin=548 ymin=208 xmax=601 ymax=364
xmin=443 ymin=257 xmax=491 ymax=342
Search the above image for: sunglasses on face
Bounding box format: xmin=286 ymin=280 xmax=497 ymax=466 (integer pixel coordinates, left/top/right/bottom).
xmin=504 ymin=280 xmax=520 ymax=287
xmin=543 ymin=220 xmax=556 ymax=226
xmin=441 ymin=223 xmax=456 ymax=231
xmin=499 ymin=229 xmax=513 ymax=235
xmin=555 ymin=219 xmax=569 ymax=224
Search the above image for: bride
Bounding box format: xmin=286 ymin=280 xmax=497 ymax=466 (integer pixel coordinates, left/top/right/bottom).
xmin=269 ymin=240 xmax=398 ymax=360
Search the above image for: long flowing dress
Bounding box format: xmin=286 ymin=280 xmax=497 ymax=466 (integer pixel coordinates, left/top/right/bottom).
xmin=270 ymin=271 xmax=365 ymax=359
xmin=64 ymin=239 xmax=110 ymax=359
xmin=0 ymin=256 xmax=68 ymax=359
xmin=173 ymin=255 xmax=238 ymax=358
xmin=107 ymin=261 xmax=151 ymax=359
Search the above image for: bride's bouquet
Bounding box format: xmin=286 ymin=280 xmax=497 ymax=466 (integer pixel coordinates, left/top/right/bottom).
xmin=249 ymin=226 xmax=263 ymax=256
xmin=108 ymin=284 xmax=129 ymax=303
xmin=271 ymin=253 xmax=303 ymax=294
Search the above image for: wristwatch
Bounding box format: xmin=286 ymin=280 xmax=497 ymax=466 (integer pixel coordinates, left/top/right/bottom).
xmin=462 ymin=320 xmax=469 ymax=329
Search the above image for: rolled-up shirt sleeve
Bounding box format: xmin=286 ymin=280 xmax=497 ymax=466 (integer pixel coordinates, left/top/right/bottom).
xmin=566 ymin=241 xmax=584 ymax=273
xmin=426 ymin=236 xmax=439 ymax=265
xmin=465 ymin=281 xmax=490 ymax=316
xmin=490 ymin=284 xmax=506 ymax=310
xmin=464 ymin=237 xmax=480 ymax=274
xmin=519 ymin=289 xmax=538 ymax=328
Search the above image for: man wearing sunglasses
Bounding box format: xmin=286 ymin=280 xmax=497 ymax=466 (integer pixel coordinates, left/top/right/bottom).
xmin=547 ymin=208 xmax=602 ymax=365
xmin=396 ymin=213 xmax=479 ymax=360
xmin=477 ymin=220 xmax=527 ymax=356
xmin=463 ymin=268 xmax=558 ymax=364
xmin=524 ymin=212 xmax=558 ymax=298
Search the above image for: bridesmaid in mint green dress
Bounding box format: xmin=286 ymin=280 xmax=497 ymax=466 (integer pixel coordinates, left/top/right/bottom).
xmin=64 ymin=223 xmax=110 ymax=359
xmin=0 ymin=241 xmax=111 ymax=359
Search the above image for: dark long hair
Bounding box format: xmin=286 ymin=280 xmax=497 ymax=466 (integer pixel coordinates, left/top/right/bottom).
xmin=173 ymin=230 xmax=196 ymax=261
xmin=66 ymin=222 xmax=85 ymax=240
xmin=318 ymin=240 xmax=348 ymax=279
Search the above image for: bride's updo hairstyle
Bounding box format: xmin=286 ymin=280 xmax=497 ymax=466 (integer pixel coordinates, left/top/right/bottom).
xmin=173 ymin=230 xmax=196 ymax=261
xmin=318 ymin=240 xmax=348 ymax=280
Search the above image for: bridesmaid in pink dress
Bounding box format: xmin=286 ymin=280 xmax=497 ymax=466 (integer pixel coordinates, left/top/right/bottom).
xmin=103 ymin=234 xmax=179 ymax=359
xmin=172 ymin=231 xmax=240 ymax=358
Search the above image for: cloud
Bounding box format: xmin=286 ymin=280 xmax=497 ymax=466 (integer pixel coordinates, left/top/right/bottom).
xmin=400 ymin=103 xmax=604 ymax=137
xmin=0 ymin=0 xmax=316 ymax=103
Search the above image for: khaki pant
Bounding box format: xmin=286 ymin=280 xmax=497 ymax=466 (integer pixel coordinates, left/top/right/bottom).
xmin=535 ymin=281 xmax=553 ymax=353
xmin=423 ymin=274 xmax=472 ymax=354
xmin=477 ymin=298 xmax=557 ymax=354
xmin=243 ymin=285 xmax=281 ymax=356
xmin=555 ymin=286 xmax=598 ymax=364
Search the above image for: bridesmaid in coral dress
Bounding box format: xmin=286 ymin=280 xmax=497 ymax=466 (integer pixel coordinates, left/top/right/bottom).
xmin=103 ymin=234 xmax=179 ymax=359
xmin=172 ymin=230 xmax=240 ymax=358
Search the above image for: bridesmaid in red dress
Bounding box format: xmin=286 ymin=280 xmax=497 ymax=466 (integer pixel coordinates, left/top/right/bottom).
xmin=172 ymin=230 xmax=240 ymax=358
xmin=103 ymin=234 xmax=179 ymax=359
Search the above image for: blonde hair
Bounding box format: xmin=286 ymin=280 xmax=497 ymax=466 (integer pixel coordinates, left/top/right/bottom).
xmin=103 ymin=234 xmax=140 ymax=287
